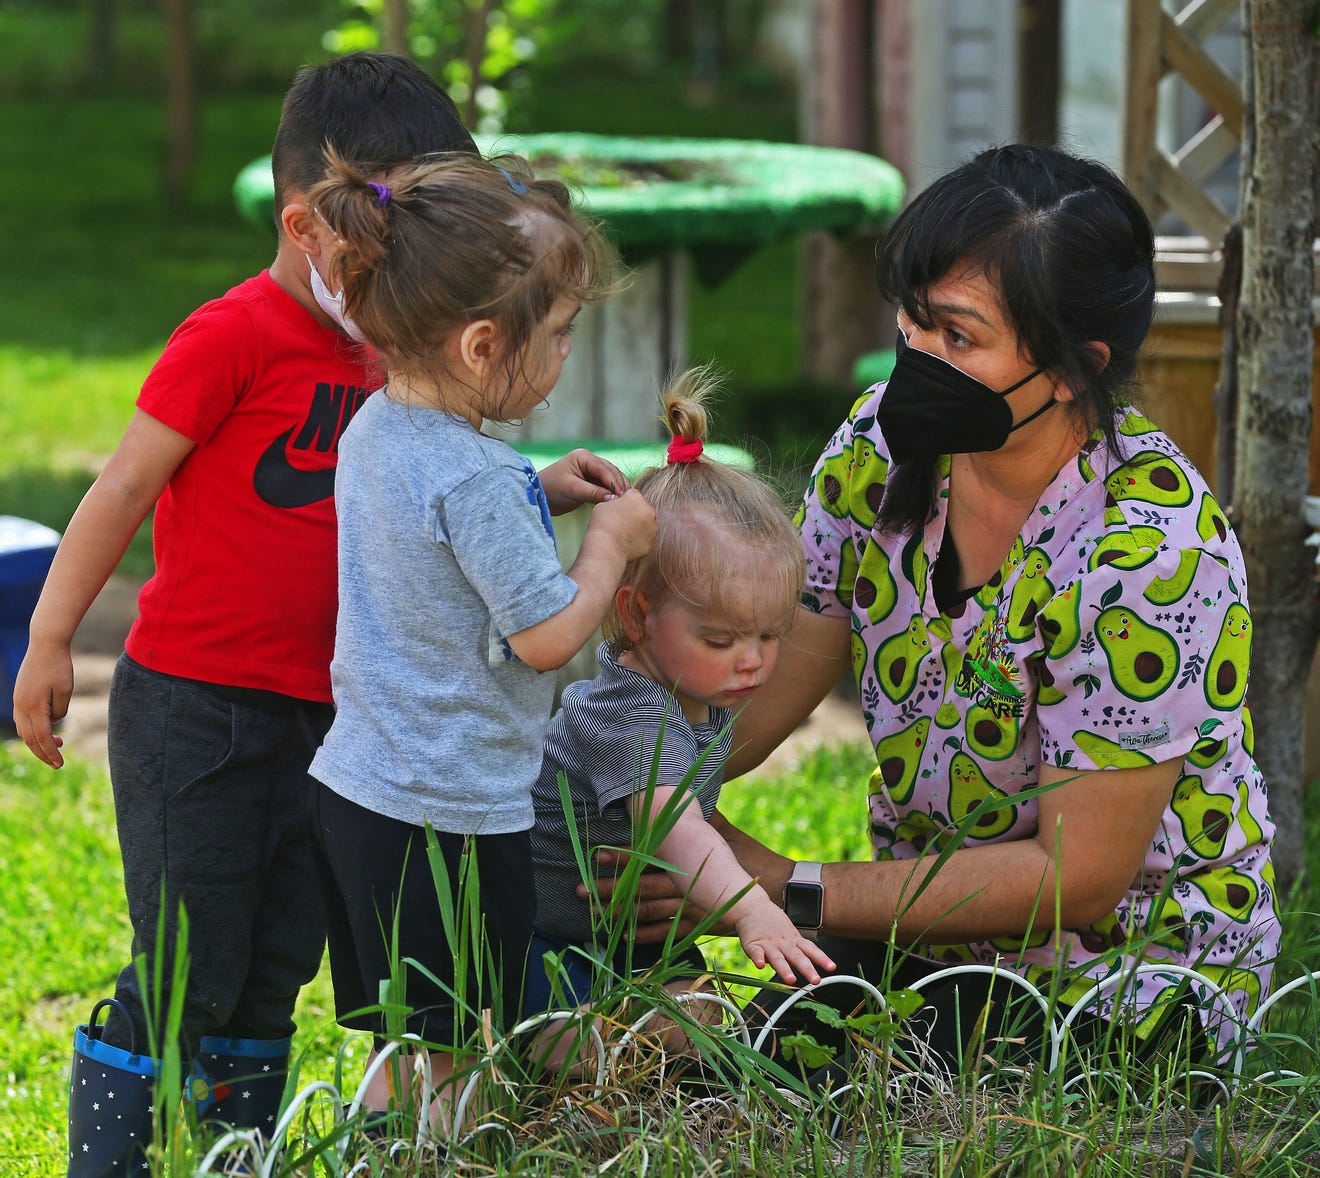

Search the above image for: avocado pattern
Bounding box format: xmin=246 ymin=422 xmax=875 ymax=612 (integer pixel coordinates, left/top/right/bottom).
xmin=1142 ymin=893 xmax=1190 ymax=955
xmin=1206 ymin=602 xmax=1251 ymax=710
xmin=849 ymin=630 xmax=867 ymax=686
xmin=847 ymin=436 xmax=888 ymax=529
xmin=799 ymin=394 xmax=1277 ymax=1043
xmin=1171 ymin=775 xmax=1234 ymax=859
xmin=1143 ymin=548 xmax=1201 ymax=606
xmin=871 ymin=717 xmax=931 ymax=805
xmin=853 ymin=536 xmax=897 ymax=625
xmin=1034 ymin=655 xmax=1067 ymax=706
xmin=1087 ymin=525 xmax=1166 ymax=572
xmin=1196 ymin=491 xmax=1230 ymax=544
xmin=948 ymin=751 xmax=1016 ymax=837
xmin=1187 ymin=866 xmax=1259 ymax=924
xmin=901 ymin=529 xmax=931 ymax=604
xmin=812 ymin=446 xmax=854 ymax=519
xmin=1005 ymin=547 xmax=1053 ymax=641
xmin=1117 ymin=411 xmax=1161 ymax=439
xmin=934 ymin=644 xmax=965 ymax=727
xmin=1037 ymin=580 xmax=1082 ymax=659
xmin=1105 ymin=452 xmax=1193 ymax=507
xmin=874 ymin=614 xmax=932 ymax=703
xmin=1236 ymin=779 xmax=1264 ymax=847
xmin=1094 ymin=605 xmax=1180 ymax=702
xmin=965 ymin=700 xmax=1019 ymax=761
xmin=989 ymin=926 xmax=1052 ymax=954
xmin=1073 ymin=730 xmax=1155 ymax=770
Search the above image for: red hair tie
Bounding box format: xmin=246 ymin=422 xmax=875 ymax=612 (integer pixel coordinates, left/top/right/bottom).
xmin=666 ymin=436 xmax=704 ymax=464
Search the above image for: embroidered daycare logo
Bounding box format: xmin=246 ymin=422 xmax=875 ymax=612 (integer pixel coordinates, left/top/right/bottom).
xmin=254 ymin=382 xmax=368 ymax=509
xmin=956 ymin=613 xmax=1025 ymax=719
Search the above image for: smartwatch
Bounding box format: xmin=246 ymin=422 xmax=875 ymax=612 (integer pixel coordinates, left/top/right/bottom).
xmin=783 ymin=860 xmax=825 ymax=931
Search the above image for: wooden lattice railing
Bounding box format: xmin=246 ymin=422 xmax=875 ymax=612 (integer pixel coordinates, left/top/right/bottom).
xmin=1124 ymin=0 xmax=1243 ymax=288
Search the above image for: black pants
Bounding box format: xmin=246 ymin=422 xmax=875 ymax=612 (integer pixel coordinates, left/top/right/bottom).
xmin=104 ymin=655 xmax=333 ymax=1056
xmin=308 ymin=782 xmax=534 ymax=1047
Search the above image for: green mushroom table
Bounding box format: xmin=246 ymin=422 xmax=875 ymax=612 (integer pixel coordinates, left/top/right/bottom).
xmin=234 ymin=132 xmax=904 ymax=444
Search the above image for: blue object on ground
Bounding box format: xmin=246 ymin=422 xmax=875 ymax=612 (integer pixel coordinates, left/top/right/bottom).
xmin=0 ymin=516 xmax=62 ymax=726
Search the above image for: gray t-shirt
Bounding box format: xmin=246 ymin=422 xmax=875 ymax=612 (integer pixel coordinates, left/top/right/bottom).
xmin=530 ymin=644 xmax=733 ymax=942
xmin=311 ymin=394 xmax=578 ymax=833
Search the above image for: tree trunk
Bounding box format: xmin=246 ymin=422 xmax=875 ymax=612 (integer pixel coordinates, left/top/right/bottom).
xmin=803 ymin=0 xmax=887 ymax=388
xmin=1232 ymin=0 xmax=1320 ymax=893
xmin=463 ymin=0 xmax=495 ymax=128
xmin=383 ymin=0 xmax=410 ymax=57
xmin=160 ymin=0 xmax=195 ymax=205
xmin=86 ymin=0 xmax=117 ymax=89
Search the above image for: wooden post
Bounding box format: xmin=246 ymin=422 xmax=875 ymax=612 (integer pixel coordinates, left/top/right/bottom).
xmin=1229 ymin=0 xmax=1320 ymax=893
xmin=803 ymin=0 xmax=888 ymax=389
xmin=161 ymin=0 xmax=195 ymax=206
xmin=492 ymin=255 xmax=686 ymax=445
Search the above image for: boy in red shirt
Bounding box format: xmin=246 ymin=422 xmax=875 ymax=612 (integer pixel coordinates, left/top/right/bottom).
xmin=14 ymin=52 xmax=477 ymax=1176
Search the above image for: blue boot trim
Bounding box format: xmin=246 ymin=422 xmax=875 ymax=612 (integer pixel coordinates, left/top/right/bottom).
xmin=197 ymin=1035 xmax=291 ymax=1060
xmin=68 ymin=999 xmax=160 ymax=1178
xmin=193 ymin=1036 xmax=291 ymax=1138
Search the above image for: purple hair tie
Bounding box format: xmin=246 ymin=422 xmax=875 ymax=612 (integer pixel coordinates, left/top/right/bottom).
xmin=368 ymin=182 xmax=391 ymax=207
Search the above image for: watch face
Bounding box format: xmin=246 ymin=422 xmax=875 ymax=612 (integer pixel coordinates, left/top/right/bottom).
xmin=784 ymin=881 xmax=824 ymax=930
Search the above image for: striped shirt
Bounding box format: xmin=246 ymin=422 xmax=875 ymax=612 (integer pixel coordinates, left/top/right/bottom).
xmin=529 ymin=644 xmax=732 ymax=943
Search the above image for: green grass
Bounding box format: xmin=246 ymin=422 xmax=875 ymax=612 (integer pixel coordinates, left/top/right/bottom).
xmin=0 ymin=739 xmax=870 ymax=1177
xmin=7 ymin=741 xmax=1320 ymax=1177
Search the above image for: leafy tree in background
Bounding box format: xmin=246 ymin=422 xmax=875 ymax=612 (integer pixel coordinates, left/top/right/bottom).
xmin=324 ymin=0 xmax=572 ymax=131
xmin=319 ymin=0 xmax=769 ymax=132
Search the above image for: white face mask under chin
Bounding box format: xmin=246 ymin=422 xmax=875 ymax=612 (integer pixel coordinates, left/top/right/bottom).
xmin=308 ymin=255 xmax=367 ymax=343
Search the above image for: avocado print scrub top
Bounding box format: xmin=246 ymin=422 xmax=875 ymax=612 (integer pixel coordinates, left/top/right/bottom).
xmin=798 ymin=391 xmax=1280 ymax=1051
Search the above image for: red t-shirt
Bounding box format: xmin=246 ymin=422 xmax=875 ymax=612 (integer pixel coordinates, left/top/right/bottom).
xmin=125 ymin=270 xmax=376 ymax=702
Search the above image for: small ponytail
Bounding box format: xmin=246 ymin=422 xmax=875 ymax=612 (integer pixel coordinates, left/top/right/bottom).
xmin=604 ymin=366 xmax=805 ymax=652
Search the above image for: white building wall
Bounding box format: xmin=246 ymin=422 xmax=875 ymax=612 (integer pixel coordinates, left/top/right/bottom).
xmin=908 ymin=0 xmax=1020 ymax=190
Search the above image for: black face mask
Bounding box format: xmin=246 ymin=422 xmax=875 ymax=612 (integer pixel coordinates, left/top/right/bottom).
xmin=875 ymin=331 xmax=1052 ymax=466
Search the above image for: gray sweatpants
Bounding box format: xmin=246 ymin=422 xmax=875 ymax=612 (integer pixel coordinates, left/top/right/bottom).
xmin=101 ymin=654 xmax=333 ymax=1057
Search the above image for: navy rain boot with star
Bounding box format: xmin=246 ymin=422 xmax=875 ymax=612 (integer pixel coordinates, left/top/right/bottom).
xmin=67 ymin=999 xmax=159 ymax=1178
xmin=192 ymin=1035 xmax=291 ymax=1143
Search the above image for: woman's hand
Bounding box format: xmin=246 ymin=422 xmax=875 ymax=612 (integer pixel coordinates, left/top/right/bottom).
xmin=538 ymin=449 xmax=629 ymax=515
xmin=578 ymin=849 xmax=731 ymax=941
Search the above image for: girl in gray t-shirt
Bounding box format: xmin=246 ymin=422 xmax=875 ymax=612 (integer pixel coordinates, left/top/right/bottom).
xmin=302 ymin=150 xmax=656 ymax=1135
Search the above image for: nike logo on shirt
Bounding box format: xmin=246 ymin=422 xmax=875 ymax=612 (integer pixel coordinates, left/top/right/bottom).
xmin=253 ymin=381 xmax=368 ymax=509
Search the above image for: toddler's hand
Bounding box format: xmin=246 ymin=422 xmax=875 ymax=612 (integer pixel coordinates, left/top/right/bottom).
xmin=735 ymin=902 xmax=836 ymax=987
xmin=591 ymin=488 xmax=656 ymax=561
xmin=539 ymin=449 xmax=629 ymax=513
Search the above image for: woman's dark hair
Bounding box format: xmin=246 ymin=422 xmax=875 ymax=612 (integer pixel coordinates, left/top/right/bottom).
xmin=874 ymin=142 xmax=1157 ymax=535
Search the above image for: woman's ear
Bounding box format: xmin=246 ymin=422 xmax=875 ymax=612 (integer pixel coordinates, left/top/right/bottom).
xmin=1055 ymin=341 xmax=1111 ymax=403
xmin=615 ymin=585 xmax=649 ymax=646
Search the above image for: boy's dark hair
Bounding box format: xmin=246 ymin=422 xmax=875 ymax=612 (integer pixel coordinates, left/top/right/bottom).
xmin=873 ymin=142 xmax=1157 ymax=535
xmin=271 ymin=51 xmax=477 ymax=209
